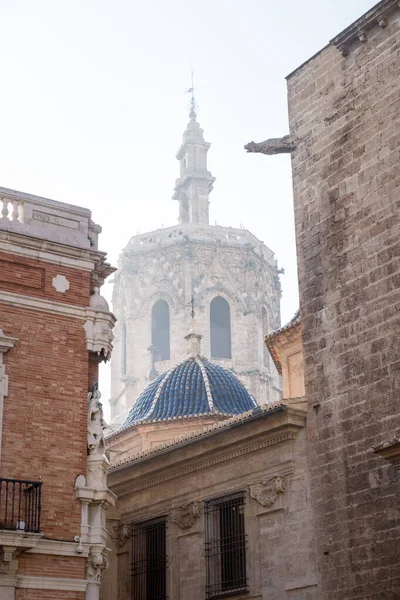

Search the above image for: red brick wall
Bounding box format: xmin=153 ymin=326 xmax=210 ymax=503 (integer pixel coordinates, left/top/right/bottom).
xmin=18 ymin=555 xmax=85 ymax=578
xmin=1 ymin=303 xmax=88 ymax=540
xmin=0 ymin=251 xmax=90 ymax=306
xmin=287 ymin=10 xmax=400 ymax=599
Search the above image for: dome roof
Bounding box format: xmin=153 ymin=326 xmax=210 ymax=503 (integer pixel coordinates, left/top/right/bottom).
xmin=123 ymin=356 xmax=257 ymax=427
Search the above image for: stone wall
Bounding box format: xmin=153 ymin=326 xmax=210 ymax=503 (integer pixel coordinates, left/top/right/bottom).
xmin=287 ymin=4 xmax=400 ymax=598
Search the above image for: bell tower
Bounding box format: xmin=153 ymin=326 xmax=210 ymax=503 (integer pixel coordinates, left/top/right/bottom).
xmin=172 ymin=99 xmax=215 ymax=225
xmin=110 ymin=103 xmax=282 ymax=425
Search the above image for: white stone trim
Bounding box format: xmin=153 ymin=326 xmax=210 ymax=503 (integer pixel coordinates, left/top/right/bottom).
xmin=16 ymin=576 xmax=88 ymax=591
xmin=26 ymin=538 xmax=90 ymax=557
xmin=0 ymin=237 xmax=97 ymax=271
xmin=0 ymin=290 xmax=88 ymax=319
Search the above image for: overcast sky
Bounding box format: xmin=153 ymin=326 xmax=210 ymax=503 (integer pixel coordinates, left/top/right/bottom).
xmin=0 ymin=0 xmax=374 ymax=411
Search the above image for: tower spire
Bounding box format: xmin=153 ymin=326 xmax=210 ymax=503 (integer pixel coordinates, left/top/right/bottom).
xmin=172 ymin=78 xmax=216 ymax=225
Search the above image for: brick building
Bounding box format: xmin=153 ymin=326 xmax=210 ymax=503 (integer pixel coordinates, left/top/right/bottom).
xmin=0 ymin=187 xmax=116 ymax=599
xmin=247 ymin=0 xmax=400 ymax=597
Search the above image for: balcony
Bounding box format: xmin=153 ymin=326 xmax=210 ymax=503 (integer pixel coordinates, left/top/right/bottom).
xmin=0 ymin=478 xmax=42 ymax=533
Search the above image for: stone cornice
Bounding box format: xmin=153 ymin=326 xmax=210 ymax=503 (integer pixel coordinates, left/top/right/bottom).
xmin=374 ymin=438 xmax=400 ymax=469
xmin=26 ymin=538 xmax=90 ymax=557
xmin=0 ymin=229 xmax=113 ymax=274
xmin=110 ymin=407 xmax=306 ymax=496
xmin=16 ymin=576 xmax=87 ymax=591
xmin=330 ymin=0 xmax=399 ymax=56
xmin=0 ymin=289 xmax=114 ymax=321
xmin=113 ymin=432 xmax=298 ymax=498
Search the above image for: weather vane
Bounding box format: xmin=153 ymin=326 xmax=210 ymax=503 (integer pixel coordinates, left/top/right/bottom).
xmin=185 ymin=69 xmax=197 ymax=115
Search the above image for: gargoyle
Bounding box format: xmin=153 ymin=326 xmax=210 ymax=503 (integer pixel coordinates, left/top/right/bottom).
xmin=244 ymin=135 xmax=297 ymax=155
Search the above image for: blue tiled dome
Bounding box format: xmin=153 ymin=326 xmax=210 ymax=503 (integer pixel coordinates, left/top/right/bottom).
xmin=123 ymin=357 xmax=257 ymax=427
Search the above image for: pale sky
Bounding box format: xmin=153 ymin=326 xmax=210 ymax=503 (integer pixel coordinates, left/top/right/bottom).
xmin=0 ymin=0 xmax=375 ymax=412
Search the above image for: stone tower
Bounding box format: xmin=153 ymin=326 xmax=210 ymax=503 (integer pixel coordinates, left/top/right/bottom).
xmin=110 ymin=108 xmax=281 ymax=422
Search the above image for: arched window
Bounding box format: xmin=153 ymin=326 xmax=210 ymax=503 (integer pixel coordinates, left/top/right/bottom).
xmin=210 ymin=296 xmax=232 ymax=359
xmin=122 ymin=321 xmax=127 ymax=375
xmin=152 ymin=300 xmax=170 ymax=361
xmin=262 ymin=307 xmax=270 ymax=367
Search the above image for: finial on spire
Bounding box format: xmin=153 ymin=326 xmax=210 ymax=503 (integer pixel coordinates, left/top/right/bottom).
xmin=185 ymin=69 xmax=197 ymax=120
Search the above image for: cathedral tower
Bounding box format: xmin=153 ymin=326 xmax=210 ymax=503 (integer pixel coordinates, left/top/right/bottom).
xmin=110 ymin=109 xmax=281 ymax=423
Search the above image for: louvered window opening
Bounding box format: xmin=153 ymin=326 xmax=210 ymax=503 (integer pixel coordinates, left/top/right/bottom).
xmin=131 ymin=516 xmax=167 ymax=600
xmin=205 ymin=492 xmax=248 ymax=599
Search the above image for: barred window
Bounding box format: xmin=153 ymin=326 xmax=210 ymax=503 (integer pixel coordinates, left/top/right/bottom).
xmin=131 ymin=516 xmax=167 ymax=600
xmin=205 ymin=492 xmax=248 ymax=599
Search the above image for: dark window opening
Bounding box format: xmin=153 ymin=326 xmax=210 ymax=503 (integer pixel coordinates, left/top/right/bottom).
xmin=205 ymin=492 xmax=248 ymax=599
xmin=210 ymin=296 xmax=231 ymax=359
xmin=152 ymin=300 xmax=170 ymax=361
xmin=131 ymin=516 xmax=167 ymax=600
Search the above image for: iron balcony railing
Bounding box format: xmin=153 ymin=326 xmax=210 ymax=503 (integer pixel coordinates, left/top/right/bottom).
xmin=0 ymin=478 xmax=42 ymax=533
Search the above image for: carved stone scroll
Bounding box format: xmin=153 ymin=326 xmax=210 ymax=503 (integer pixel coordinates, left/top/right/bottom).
xmin=171 ymin=501 xmax=201 ymax=529
xmin=250 ymin=475 xmax=286 ymax=508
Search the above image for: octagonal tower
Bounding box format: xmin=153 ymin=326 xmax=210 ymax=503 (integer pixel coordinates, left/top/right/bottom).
xmin=110 ymin=109 xmax=281 ymax=423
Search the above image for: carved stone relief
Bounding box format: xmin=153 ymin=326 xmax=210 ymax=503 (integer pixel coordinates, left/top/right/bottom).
xmin=171 ymin=501 xmax=201 ymax=529
xmin=249 ymin=475 xmax=286 ymax=508
xmin=87 ymin=551 xmax=109 ymax=582
xmin=114 ymin=523 xmax=131 ymax=549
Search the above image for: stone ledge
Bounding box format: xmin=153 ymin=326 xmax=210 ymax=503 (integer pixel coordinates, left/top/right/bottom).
xmin=26 ymin=538 xmax=90 ymax=557
xmin=0 ymin=530 xmax=43 ymax=552
xmin=16 ymin=575 xmax=87 ymax=591
xmin=330 ymin=0 xmax=399 ymax=55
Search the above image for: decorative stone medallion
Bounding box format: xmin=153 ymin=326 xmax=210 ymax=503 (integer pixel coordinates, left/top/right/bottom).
xmin=52 ymin=274 xmax=70 ymax=293
xmin=250 ymin=475 xmax=286 ymax=508
xmin=171 ymin=501 xmax=201 ymax=529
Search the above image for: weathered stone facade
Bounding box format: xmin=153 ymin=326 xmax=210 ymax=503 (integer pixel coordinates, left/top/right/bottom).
xmin=110 ymin=111 xmax=281 ymax=422
xmin=284 ymin=2 xmax=400 ymax=598
xmin=104 ymin=405 xmax=317 ymax=600
xmin=0 ymin=187 xmax=115 ymax=600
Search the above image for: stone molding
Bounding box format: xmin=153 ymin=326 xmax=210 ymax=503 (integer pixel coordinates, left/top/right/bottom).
xmin=16 ymin=576 xmax=87 ymax=591
xmin=249 ymin=475 xmax=286 ymax=508
xmin=26 ymin=538 xmax=90 ymax=557
xmin=0 ymin=230 xmax=107 ymax=273
xmin=330 ymin=0 xmax=399 ymax=55
xmin=374 ymin=438 xmax=400 ymax=470
xmin=171 ymin=501 xmax=202 ymax=529
xmin=0 ymin=290 xmax=116 ymax=360
xmin=115 ymin=432 xmax=298 ymax=497
xmin=0 ymin=289 xmax=92 ymax=319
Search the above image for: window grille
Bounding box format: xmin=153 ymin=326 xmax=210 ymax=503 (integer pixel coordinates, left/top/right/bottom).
xmin=131 ymin=516 xmax=167 ymax=600
xmin=205 ymin=492 xmax=248 ymax=599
